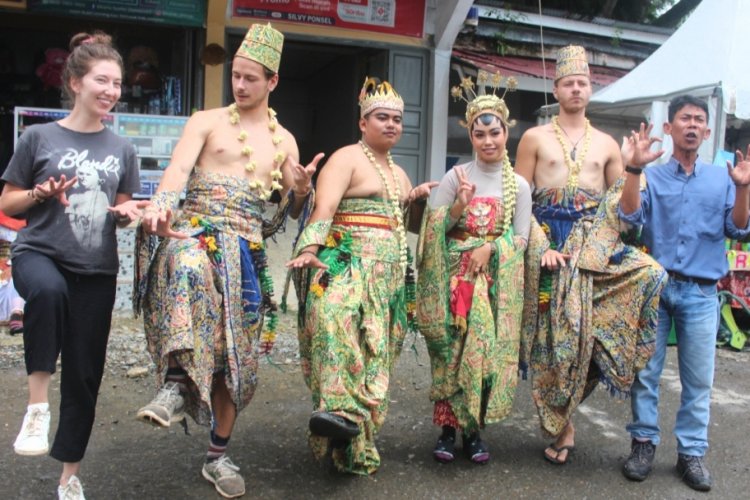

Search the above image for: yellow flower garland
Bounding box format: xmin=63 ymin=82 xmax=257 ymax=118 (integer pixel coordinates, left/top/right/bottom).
xmin=229 ymin=103 xmax=286 ymax=200
xmin=551 ymin=116 xmax=591 ymax=191
xmin=499 ymin=153 xmax=518 ymax=237
xmin=359 ymin=140 xmax=408 ymax=274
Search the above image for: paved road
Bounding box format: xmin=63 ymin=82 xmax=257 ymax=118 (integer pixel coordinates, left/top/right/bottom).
xmin=1 ymin=325 xmax=748 ymax=499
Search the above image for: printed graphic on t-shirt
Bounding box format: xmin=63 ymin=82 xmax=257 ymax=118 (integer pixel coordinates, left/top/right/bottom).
xmin=58 ymin=148 xmax=121 ymax=250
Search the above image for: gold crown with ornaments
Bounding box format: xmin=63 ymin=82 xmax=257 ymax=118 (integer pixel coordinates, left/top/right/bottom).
xmin=358 ymin=77 xmax=404 ymax=118
xmin=451 ymin=70 xmax=517 ymax=128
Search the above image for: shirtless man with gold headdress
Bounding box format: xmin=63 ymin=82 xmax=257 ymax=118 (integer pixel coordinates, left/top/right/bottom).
xmin=133 ymin=24 xmax=320 ymax=498
xmin=515 ymin=45 xmax=665 ymax=466
xmin=286 ymin=77 xmax=436 ymax=475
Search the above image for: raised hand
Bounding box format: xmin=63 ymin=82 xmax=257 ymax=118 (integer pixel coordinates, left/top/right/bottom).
xmin=408 ymin=181 xmax=439 ymax=202
xmin=454 ymin=166 xmax=476 ymax=207
xmin=728 ymin=145 xmax=750 ymax=187
xmin=290 ymin=152 xmax=325 ymax=194
xmin=107 ymin=199 xmax=150 ymax=223
xmin=624 ymin=122 xmax=664 ymax=169
xmin=34 ymin=174 xmax=78 ymax=206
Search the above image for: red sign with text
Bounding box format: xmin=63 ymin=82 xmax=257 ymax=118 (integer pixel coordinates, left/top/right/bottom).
xmin=232 ymin=0 xmax=426 ymax=38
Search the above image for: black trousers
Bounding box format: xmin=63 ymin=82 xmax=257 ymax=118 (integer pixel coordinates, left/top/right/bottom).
xmin=12 ymin=250 xmax=116 ymax=463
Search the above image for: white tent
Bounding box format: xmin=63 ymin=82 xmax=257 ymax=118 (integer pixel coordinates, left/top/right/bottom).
xmin=586 ymin=0 xmax=750 ymax=163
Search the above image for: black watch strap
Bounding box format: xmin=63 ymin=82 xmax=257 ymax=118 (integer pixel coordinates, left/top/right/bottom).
xmin=625 ymin=166 xmax=643 ymax=175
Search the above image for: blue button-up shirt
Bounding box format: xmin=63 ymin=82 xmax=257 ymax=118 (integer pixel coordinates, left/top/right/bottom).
xmin=618 ymin=157 xmax=750 ymax=281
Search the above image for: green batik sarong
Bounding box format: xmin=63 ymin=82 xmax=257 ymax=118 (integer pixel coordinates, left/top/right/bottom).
xmin=417 ymin=198 xmax=524 ymax=433
xmin=294 ymin=198 xmax=409 ymax=475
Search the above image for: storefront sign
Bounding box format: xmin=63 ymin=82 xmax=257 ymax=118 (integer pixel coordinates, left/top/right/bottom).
xmin=232 ymin=0 xmax=425 ymax=38
xmin=27 ymin=0 xmax=206 ymax=28
xmin=0 ymin=0 xmax=26 ymax=9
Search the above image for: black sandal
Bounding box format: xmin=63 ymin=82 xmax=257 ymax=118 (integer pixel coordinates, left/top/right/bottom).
xmin=433 ymin=427 xmax=456 ymax=463
xmin=463 ymin=432 xmax=490 ymax=464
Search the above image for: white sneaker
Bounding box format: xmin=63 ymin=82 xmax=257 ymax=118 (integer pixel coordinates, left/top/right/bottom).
xmin=58 ymin=475 xmax=86 ymax=500
xmin=13 ymin=403 xmax=51 ymax=456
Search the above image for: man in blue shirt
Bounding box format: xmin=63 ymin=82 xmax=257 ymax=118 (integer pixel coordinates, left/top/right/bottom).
xmin=618 ymin=94 xmax=750 ymax=492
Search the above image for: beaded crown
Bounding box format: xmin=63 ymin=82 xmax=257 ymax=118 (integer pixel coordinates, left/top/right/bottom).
xmin=235 ymin=23 xmax=284 ymax=73
xmin=555 ymin=45 xmax=590 ymax=81
xmin=451 ymin=70 xmax=517 ymax=128
xmin=358 ymin=77 xmax=404 ymax=118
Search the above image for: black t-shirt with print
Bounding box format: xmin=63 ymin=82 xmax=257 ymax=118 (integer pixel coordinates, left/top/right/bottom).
xmin=2 ymin=122 xmax=140 ymax=275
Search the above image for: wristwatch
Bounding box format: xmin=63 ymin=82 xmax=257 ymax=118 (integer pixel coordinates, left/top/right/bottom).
xmin=625 ymin=166 xmax=643 ymax=175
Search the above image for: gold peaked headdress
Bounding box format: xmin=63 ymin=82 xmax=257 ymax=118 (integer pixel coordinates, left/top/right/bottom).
xmin=235 ymin=23 xmax=284 ymax=73
xmin=451 ymin=70 xmax=517 ymax=128
xmin=555 ymin=45 xmax=589 ymax=81
xmin=358 ymin=77 xmax=404 ymax=118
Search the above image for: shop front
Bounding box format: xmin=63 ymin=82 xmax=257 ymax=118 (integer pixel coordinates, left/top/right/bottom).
xmin=213 ymin=0 xmax=431 ymax=184
xmin=0 ymin=0 xmax=206 ymax=195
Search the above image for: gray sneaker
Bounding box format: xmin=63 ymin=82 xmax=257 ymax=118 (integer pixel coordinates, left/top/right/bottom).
xmin=136 ymin=381 xmax=185 ymax=428
xmin=202 ymin=455 xmax=246 ymax=498
xmin=622 ymin=439 xmax=656 ymax=481
xmin=676 ymin=453 xmax=712 ymax=492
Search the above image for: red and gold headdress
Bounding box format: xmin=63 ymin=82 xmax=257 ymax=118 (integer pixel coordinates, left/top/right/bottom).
xmin=358 ymin=77 xmax=404 ymax=118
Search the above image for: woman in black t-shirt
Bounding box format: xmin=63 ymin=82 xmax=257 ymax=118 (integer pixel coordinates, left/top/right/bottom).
xmin=0 ymin=31 xmax=145 ymax=500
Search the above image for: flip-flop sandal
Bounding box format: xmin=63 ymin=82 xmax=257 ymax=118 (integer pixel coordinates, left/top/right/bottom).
xmin=544 ymin=443 xmax=576 ymax=465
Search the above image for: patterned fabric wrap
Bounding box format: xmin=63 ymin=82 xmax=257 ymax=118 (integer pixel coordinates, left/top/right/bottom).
xmin=520 ymin=179 xmax=666 ymax=436
xmin=150 ymin=190 xmax=180 ymax=213
xmin=134 ymin=170 xmax=307 ymax=425
xmin=417 ymin=199 xmax=524 ymax=433
xmin=295 ymin=198 xmax=409 ymax=475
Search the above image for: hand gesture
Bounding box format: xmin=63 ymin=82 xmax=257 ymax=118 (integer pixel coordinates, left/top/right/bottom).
xmin=34 ymin=174 xmax=78 ymax=206
xmin=454 ymin=166 xmax=476 ymax=208
xmin=286 ymin=249 xmax=328 ymax=270
xmin=107 ymin=199 xmax=150 ymax=223
xmin=622 ymin=122 xmax=663 ymax=169
xmin=142 ymin=207 xmax=188 ymax=239
xmin=728 ymin=145 xmax=750 ymax=188
xmin=541 ymin=248 xmax=571 ymax=270
xmin=408 ymin=181 xmax=439 ymax=202
xmin=289 ymin=152 xmax=325 ymax=194
xmin=466 ymin=243 xmax=492 ymax=276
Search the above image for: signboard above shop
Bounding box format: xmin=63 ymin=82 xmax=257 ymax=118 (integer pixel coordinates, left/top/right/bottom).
xmin=26 ymin=0 xmax=206 ymax=28
xmin=232 ymin=0 xmax=425 ymax=38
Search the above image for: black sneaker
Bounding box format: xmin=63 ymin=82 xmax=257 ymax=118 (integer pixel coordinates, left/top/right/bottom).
xmin=676 ymin=453 xmax=712 ymax=492
xmin=309 ymin=411 xmax=360 ymax=440
xmin=622 ymin=439 xmax=656 ymax=481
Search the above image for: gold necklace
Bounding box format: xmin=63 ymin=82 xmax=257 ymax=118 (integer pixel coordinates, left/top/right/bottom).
xmin=229 ymin=103 xmax=285 ymax=201
xmin=359 ymin=140 xmax=407 ymax=274
xmin=552 ymin=116 xmax=591 ymax=190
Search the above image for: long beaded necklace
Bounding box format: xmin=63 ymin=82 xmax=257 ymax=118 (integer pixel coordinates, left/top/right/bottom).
xmin=359 ymin=140 xmax=408 ymax=274
xmin=229 ymin=103 xmax=285 ymax=201
xmin=552 ymin=115 xmax=591 ymax=190
xmin=498 ymin=153 xmax=518 ymax=236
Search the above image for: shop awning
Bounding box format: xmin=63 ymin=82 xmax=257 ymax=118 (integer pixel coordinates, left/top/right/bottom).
xmin=452 ymin=49 xmax=626 ymax=87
